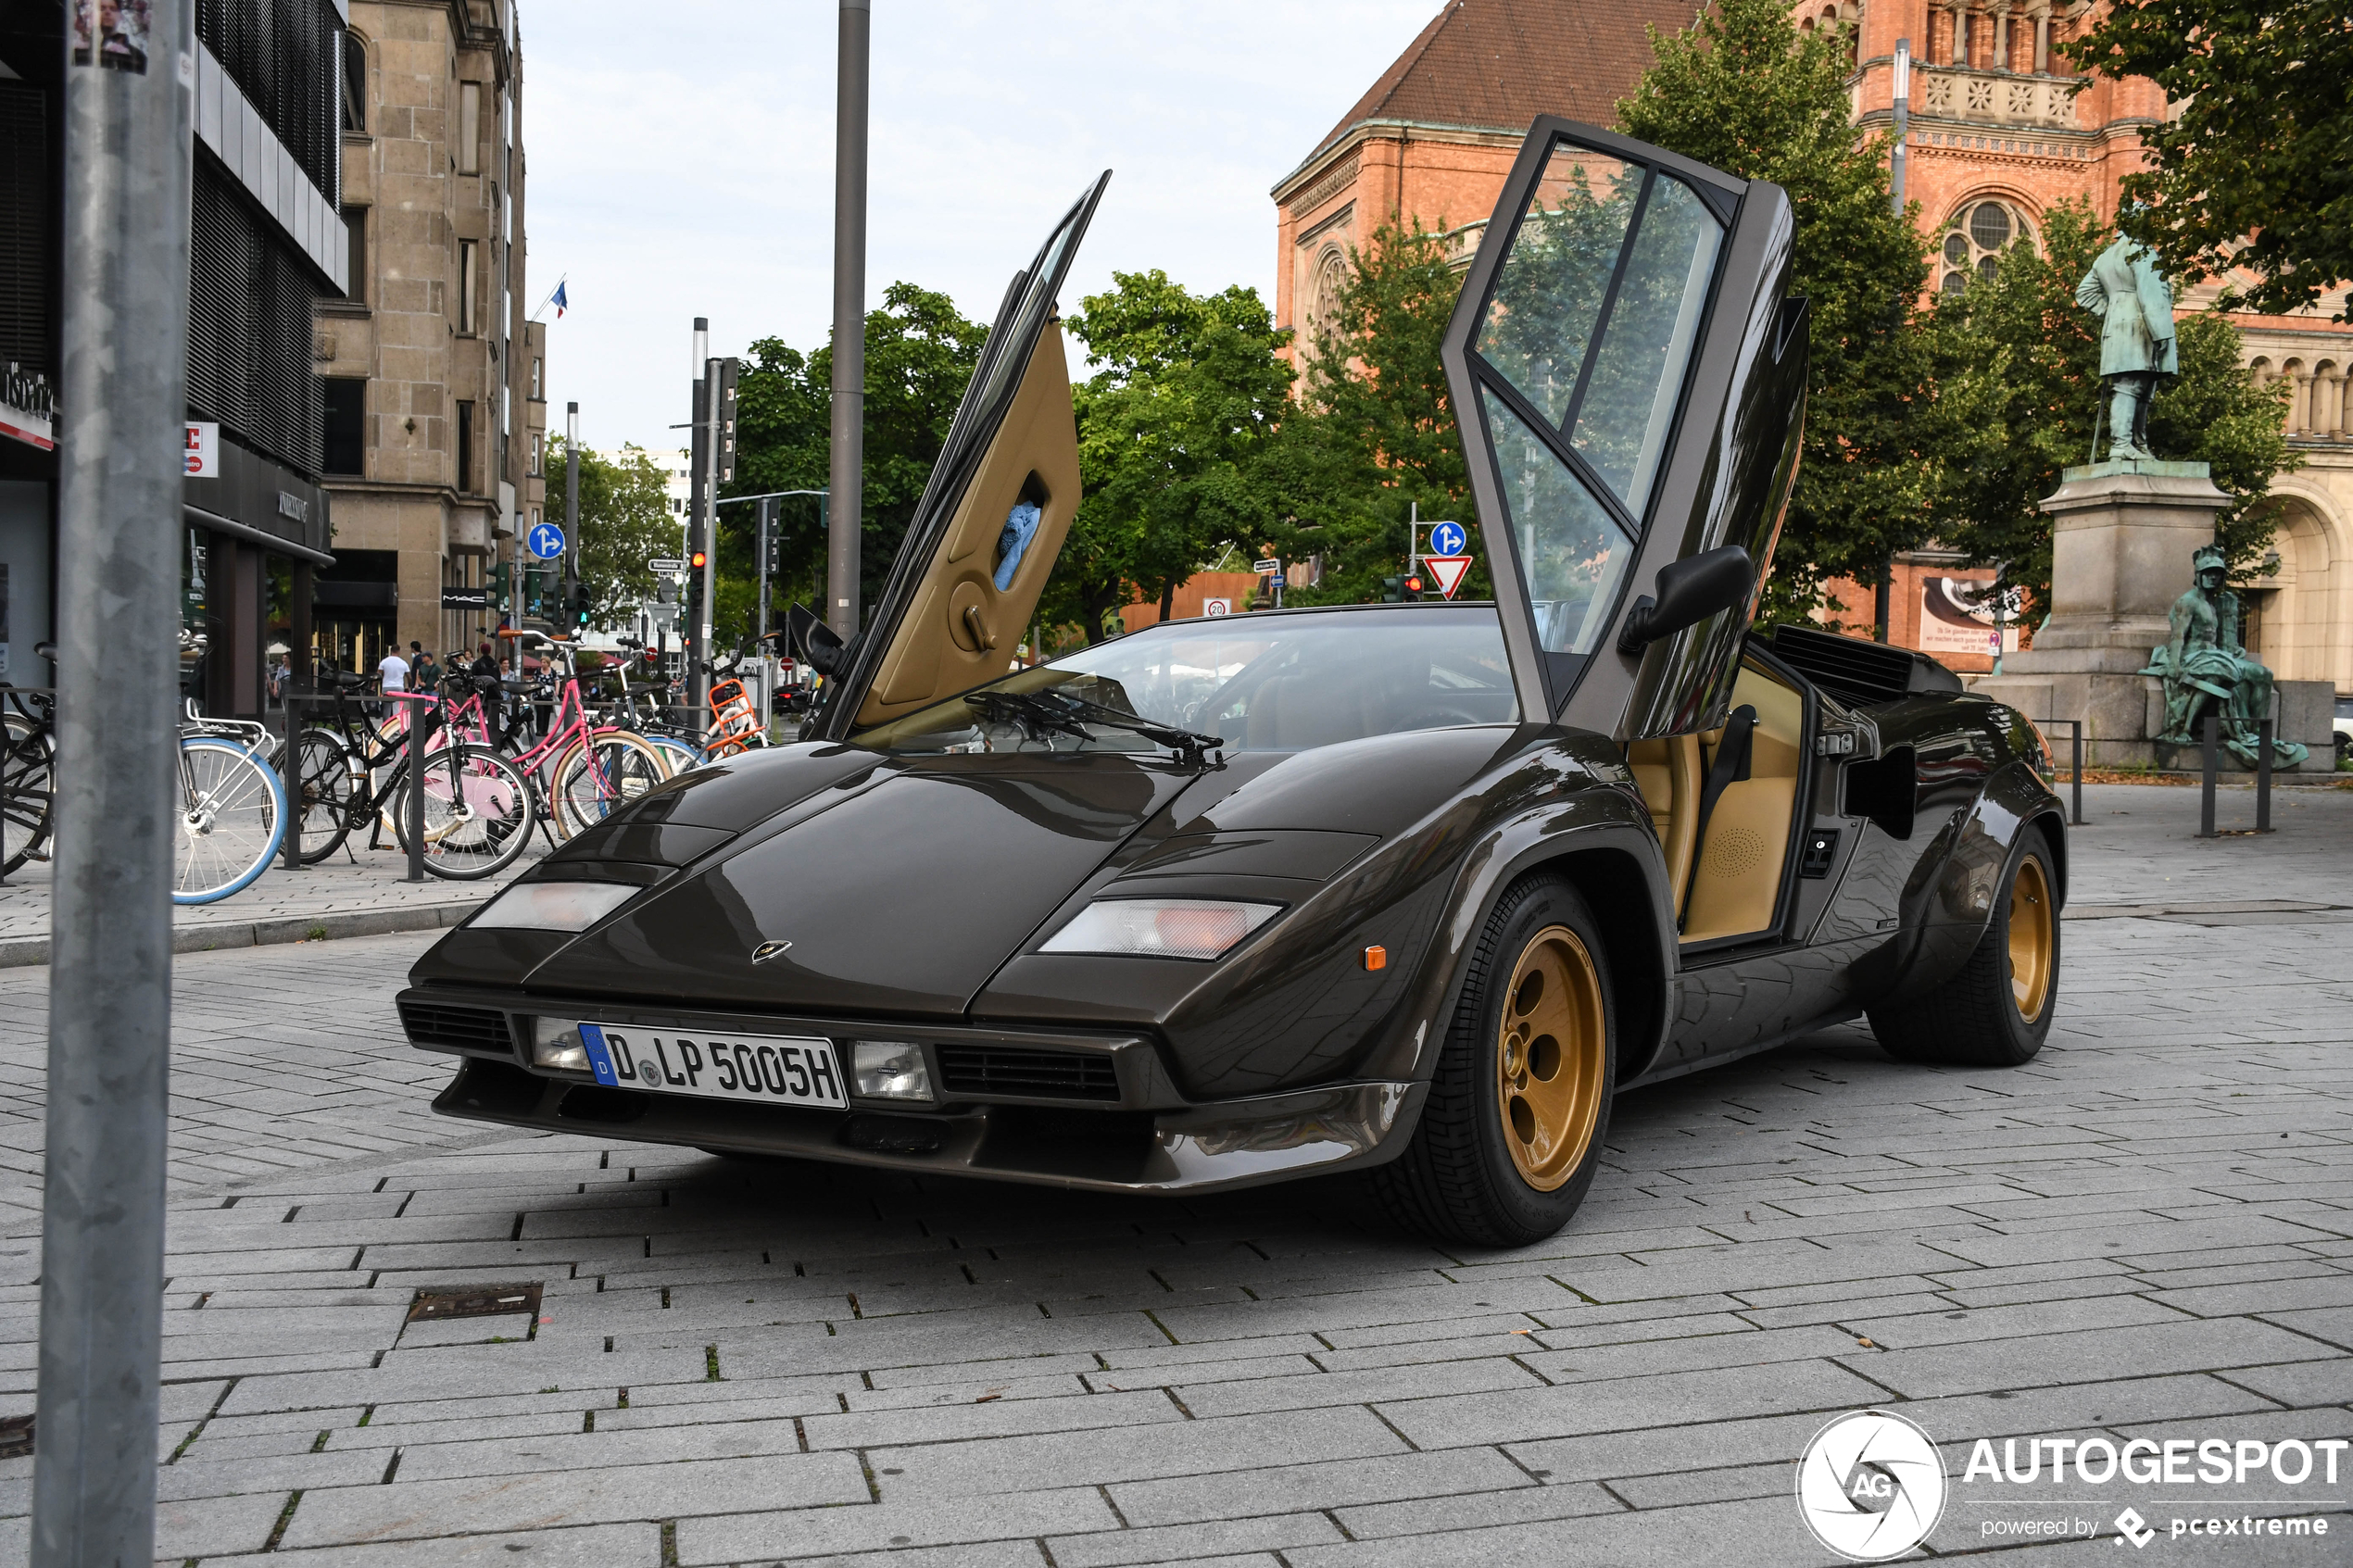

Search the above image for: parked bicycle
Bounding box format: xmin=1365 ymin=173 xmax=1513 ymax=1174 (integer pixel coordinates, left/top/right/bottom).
xmin=479 ymin=632 xmax=669 ymax=836
xmin=286 ymin=675 xmax=534 ymax=880
xmin=176 ymin=699 xmax=288 ymax=904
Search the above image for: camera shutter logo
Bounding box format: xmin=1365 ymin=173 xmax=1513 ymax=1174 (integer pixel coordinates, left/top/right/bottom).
xmin=1796 ymin=1410 xmax=1948 ymax=1561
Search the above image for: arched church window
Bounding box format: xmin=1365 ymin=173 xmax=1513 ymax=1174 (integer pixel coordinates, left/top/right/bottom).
xmin=1942 ymin=199 xmax=2032 ymax=293
xmin=1307 ymin=246 xmax=1350 ymax=348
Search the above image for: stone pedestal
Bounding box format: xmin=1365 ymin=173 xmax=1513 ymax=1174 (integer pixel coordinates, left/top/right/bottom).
xmin=1978 ymin=460 xmax=2233 ymax=769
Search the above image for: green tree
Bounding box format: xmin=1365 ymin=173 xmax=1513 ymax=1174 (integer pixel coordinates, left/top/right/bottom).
xmin=1049 ymin=270 xmax=1294 ymax=641
xmin=1618 ymin=0 xmax=1938 ymax=628
xmin=1924 ymin=200 xmax=2297 ymax=609
xmin=2063 ymin=3 xmax=2353 ymax=321
xmin=1269 ymin=218 xmax=1478 ymax=606
xmin=728 ymin=282 xmax=988 ymax=646
xmin=544 ymin=440 xmax=681 ymax=631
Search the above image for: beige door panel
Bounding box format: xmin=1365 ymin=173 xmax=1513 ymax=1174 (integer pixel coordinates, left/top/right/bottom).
xmin=1680 ymin=661 xmax=1805 ymax=945
xmin=860 ymin=324 xmax=1082 ymax=725
xmin=1626 ymin=734 xmax=1702 ymax=901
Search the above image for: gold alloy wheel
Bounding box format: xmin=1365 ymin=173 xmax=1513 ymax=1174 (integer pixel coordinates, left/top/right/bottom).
xmin=1495 ymin=925 xmax=1608 ymax=1192
xmin=2007 ymin=856 xmax=2054 ymax=1022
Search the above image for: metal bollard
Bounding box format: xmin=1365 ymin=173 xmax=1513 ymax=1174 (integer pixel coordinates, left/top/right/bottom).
xmin=2069 ymin=719 xmax=2084 ymax=826
xmin=404 ymin=696 xmax=425 ymax=883
xmin=2198 ymin=712 xmax=2219 ymax=839
xmin=2257 ymin=717 xmax=2273 ymax=833
xmin=280 ymin=696 xmax=302 ymax=872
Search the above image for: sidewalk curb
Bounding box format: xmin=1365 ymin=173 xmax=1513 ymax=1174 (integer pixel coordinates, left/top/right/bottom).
xmin=0 ymin=898 xmax=483 ymax=970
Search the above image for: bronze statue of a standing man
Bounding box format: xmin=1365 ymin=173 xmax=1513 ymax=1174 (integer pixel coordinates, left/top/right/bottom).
xmin=2076 ymin=232 xmax=2178 ymax=461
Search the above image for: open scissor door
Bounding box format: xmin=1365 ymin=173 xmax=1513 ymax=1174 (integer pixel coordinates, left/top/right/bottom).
xmin=1440 ymin=119 xmax=1808 ymax=741
xmin=809 ymin=172 xmax=1109 ymax=738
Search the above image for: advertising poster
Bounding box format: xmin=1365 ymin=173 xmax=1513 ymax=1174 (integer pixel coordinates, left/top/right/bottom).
xmin=1919 ymin=575 xmax=2021 ymax=658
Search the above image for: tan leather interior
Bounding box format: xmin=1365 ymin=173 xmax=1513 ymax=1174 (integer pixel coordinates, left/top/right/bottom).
xmin=1626 ymin=733 xmax=1701 ymax=899
xmin=1680 ymin=660 xmax=1804 ymax=944
xmin=856 ymin=324 xmax=1082 ymax=727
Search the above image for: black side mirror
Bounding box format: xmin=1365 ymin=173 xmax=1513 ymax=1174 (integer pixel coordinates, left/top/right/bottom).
xmin=1617 ymin=545 xmax=1755 ymax=657
xmin=785 ymin=603 xmax=849 ymax=676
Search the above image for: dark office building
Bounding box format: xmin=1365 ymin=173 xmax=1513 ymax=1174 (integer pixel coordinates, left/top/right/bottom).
xmin=0 ymin=0 xmax=348 ymax=716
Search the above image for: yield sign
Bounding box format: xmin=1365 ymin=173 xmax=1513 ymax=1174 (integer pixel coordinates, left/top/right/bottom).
xmin=1425 ymin=555 xmax=1474 ymax=599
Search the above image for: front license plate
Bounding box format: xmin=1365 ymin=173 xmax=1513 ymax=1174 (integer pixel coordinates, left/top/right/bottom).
xmin=578 ymin=1022 xmax=846 ymax=1110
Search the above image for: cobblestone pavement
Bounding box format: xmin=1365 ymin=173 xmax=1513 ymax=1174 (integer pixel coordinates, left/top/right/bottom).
xmin=0 ymin=785 xmax=2347 ymax=1565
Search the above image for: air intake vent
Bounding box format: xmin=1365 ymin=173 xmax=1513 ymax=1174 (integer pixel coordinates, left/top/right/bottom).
xmin=398 ymin=1000 xmax=514 ymax=1055
xmin=1767 ymin=624 xmax=1963 ymax=708
xmin=936 ymin=1046 xmax=1120 ymax=1102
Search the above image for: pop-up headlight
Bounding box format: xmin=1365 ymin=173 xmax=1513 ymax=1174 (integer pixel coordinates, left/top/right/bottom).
xmin=471 ymin=881 xmax=637 ymax=932
xmin=1039 ymin=898 xmax=1280 ymax=960
xmin=850 ymin=1041 xmax=932 ymax=1100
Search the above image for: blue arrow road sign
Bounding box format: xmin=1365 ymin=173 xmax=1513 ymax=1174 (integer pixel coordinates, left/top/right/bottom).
xmin=527 ymin=521 xmax=566 ymax=559
xmin=1429 ymin=521 xmax=1466 ymax=558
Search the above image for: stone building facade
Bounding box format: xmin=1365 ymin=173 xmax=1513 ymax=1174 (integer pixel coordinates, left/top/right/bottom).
xmin=1276 ymin=0 xmax=2352 ymax=691
xmin=313 ymin=0 xmax=531 ymax=672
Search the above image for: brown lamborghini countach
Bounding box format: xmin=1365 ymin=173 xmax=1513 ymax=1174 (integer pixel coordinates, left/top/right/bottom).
xmin=396 ymin=120 xmax=2065 ymax=1246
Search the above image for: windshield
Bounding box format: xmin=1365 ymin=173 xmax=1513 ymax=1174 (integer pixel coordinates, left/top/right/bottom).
xmin=853 ymin=606 xmax=1517 ymax=757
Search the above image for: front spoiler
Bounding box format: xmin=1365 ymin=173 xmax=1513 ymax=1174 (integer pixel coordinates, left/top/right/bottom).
xmin=431 ymin=1057 xmax=1423 ymax=1196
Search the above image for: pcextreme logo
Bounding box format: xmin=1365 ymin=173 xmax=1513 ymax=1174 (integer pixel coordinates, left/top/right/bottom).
xmin=1796 ymin=1410 xmax=1948 ymax=1561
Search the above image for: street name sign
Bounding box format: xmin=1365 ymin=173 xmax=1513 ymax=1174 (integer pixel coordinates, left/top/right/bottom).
xmin=648 ymin=558 xmax=686 ymax=571
xmin=1252 ymin=558 xmax=1281 ymax=575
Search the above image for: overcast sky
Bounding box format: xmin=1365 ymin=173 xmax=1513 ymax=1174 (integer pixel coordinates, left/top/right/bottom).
xmin=522 ymin=1 xmax=1441 ymax=452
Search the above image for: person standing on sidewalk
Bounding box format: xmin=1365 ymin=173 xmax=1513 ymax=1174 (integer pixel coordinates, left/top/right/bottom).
xmin=376 ymin=644 xmax=409 ymax=718
xmin=410 ymin=643 xmax=442 ymax=695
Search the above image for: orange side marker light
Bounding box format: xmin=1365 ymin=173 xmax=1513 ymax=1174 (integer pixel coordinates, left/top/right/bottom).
xmin=1364 ymin=946 xmax=1387 ymax=972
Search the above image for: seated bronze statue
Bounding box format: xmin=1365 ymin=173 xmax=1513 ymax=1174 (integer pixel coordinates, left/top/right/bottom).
xmin=2142 ymin=545 xmax=2306 ymax=768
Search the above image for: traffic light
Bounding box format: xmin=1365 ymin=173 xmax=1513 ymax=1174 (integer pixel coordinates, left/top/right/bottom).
xmin=571 ymin=581 xmax=591 ymax=629
xmin=1404 ymin=573 xmax=1425 ymax=599
xmin=1381 ymin=575 xmax=1403 ymax=602
xmin=716 ymin=360 xmax=738 ymax=484
xmin=492 ymin=560 xmax=512 ymax=610
xmin=689 ymin=550 xmax=708 ymax=571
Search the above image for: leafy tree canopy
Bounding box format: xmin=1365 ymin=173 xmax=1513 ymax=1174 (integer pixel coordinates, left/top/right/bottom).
xmin=2064 ymin=3 xmax=2353 ymax=320
xmin=1618 ymin=0 xmax=1937 ymax=623
xmin=543 ymin=440 xmax=681 ymax=632
xmin=1924 ymin=199 xmax=2297 ymax=609
xmin=1049 ymin=270 xmax=1294 ymax=641
xmin=728 ymin=282 xmax=988 ymax=646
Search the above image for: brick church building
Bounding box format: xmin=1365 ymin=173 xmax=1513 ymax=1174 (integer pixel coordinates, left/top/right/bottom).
xmin=1270 ymin=0 xmax=2353 ymax=689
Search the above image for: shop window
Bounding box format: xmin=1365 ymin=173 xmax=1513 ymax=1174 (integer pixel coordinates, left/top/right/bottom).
xmin=322 ymin=377 xmax=365 ymax=475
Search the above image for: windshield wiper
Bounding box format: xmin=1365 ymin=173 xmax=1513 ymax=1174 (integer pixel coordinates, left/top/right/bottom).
xmin=966 ymin=688 xmax=1224 ymax=768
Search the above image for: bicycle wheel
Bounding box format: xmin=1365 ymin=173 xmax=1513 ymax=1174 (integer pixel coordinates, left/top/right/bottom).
xmin=0 ymin=710 xmax=55 ymax=875
xmin=174 ymin=737 xmax=285 ymax=904
xmin=549 ymin=730 xmax=669 ymax=838
xmin=386 ymin=742 xmax=534 ymax=880
xmin=290 ymin=729 xmax=357 ymax=864
xmin=643 ymin=734 xmax=702 ymax=777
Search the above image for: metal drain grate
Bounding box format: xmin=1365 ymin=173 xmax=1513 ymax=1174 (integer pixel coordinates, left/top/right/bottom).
xmin=407 ymin=1282 xmax=544 ymax=1323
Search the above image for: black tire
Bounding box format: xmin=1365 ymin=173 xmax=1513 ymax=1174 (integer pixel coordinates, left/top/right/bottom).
xmin=1372 ymin=873 xmax=1617 ymax=1248
xmin=1869 ymin=825 xmax=2059 ymax=1066
xmin=291 ymin=729 xmax=356 ymax=864
xmin=0 ymin=713 xmax=54 ymax=875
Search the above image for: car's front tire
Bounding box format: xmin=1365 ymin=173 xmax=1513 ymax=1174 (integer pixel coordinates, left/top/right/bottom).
xmin=1373 ymin=873 xmax=1616 ymax=1248
xmin=1869 ymin=825 xmax=2059 ymax=1067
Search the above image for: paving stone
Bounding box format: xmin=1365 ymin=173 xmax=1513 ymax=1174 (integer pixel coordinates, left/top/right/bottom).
xmin=1379 ymin=1359 xmax=1888 ymax=1449
xmin=1866 ymin=1316 xmax=2342 ymax=1399
xmin=204 ymin=1522 xmax=661 ymax=1566
xmin=676 ymin=1485 xmax=1113 ymax=1563
xmin=277 ymin=1451 xmax=868 ymax=1548
xmin=1043 ymin=1511 xmax=1346 ymax=1568
xmin=1107 ymin=1447 xmax=1537 ymax=1528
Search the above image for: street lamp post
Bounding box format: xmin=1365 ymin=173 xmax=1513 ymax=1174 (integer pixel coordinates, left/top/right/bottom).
xmin=35 ymin=3 xmax=195 ymax=1562
xmin=565 ymin=401 xmax=580 ymax=627
xmin=1891 ymin=36 xmax=1910 ymax=216
xmin=828 ymin=0 xmax=870 ymax=645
